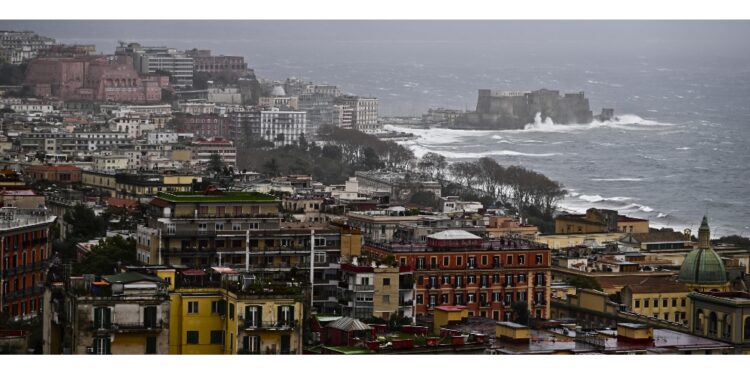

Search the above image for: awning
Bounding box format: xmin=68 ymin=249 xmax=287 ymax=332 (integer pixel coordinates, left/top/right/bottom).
xmin=182 ymin=269 xmax=206 ymax=276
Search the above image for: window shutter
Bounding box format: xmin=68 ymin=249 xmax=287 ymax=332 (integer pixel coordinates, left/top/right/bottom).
xmin=103 ymin=308 xmax=111 ymax=328
xmin=257 ymin=307 xmax=262 ymax=327
xmin=277 ymin=306 xmax=283 ymax=326
xmin=94 ymin=308 xmax=102 ymax=328
xmin=289 ymin=306 xmax=295 ymax=325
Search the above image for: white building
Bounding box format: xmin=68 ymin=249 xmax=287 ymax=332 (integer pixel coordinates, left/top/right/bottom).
xmin=190 ymin=137 xmax=237 ymax=167
xmin=110 ymin=117 xmax=155 ymax=138
xmin=9 ymin=103 xmax=55 ymax=114
xmin=232 ymin=108 xmax=307 ymax=148
xmin=146 ymin=131 xmax=193 ymax=145
xmin=177 ymin=102 xmax=216 ymax=115
xmin=0 ymin=30 xmax=55 ymax=64
xmin=336 ymin=95 xmax=380 ymax=134
xmin=117 ymin=43 xmax=194 ymax=87
xmin=93 ymin=154 xmax=130 ymax=172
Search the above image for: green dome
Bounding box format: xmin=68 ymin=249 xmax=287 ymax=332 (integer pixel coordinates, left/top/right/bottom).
xmin=678 ymin=247 xmax=727 ymax=285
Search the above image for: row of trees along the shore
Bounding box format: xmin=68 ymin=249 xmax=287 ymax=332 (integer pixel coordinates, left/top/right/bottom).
xmin=236 ymin=126 xmax=566 ymax=229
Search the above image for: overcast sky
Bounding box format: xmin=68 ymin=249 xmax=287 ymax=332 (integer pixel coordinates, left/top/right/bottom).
xmin=1 ymin=20 xmax=749 ymax=67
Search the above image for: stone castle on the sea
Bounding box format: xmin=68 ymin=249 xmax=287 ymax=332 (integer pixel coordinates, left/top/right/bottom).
xmin=429 ymin=89 xmax=614 ymax=130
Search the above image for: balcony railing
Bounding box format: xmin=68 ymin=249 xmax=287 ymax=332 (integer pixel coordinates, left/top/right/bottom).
xmin=352 ymin=285 xmax=374 ymax=292
xmin=90 ymin=320 xmax=164 ymax=332
xmin=242 ymin=319 xmax=298 ymax=330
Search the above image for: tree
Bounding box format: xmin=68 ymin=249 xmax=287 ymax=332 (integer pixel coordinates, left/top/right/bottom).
xmin=263 ymin=158 xmax=280 ymax=177
xmin=207 ymin=152 xmax=226 ymax=175
xmin=567 ymin=275 xmax=602 ymax=291
xmin=64 ymin=204 xmax=107 ymax=241
xmin=74 ymin=235 xmax=138 ymax=275
xmin=409 ymin=191 xmax=439 ymax=208
xmin=511 ymin=301 xmax=531 ymax=325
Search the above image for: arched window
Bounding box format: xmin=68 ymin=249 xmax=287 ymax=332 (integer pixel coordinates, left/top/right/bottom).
xmin=708 ymin=312 xmax=718 ymax=336
xmin=695 ymin=309 xmax=704 ymax=332
xmin=744 ymin=317 xmax=750 ymax=340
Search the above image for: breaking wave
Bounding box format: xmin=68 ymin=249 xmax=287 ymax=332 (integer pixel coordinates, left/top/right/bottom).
xmin=406 ymin=143 xmax=559 ymax=159
xmin=515 ymin=112 xmax=673 ymax=133
xmin=591 ymin=177 xmax=644 ymax=182
xmin=578 ymin=194 xmax=632 ymax=203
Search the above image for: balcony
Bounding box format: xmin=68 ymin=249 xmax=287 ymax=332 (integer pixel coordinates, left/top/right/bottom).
xmin=242 ymin=320 xmax=298 ymax=331
xmin=352 ymin=285 xmax=374 ymax=292
xmin=90 ymin=320 xmax=164 ymax=332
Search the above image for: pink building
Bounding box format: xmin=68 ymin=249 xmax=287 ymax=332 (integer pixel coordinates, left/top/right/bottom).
xmin=24 ymin=55 xmax=168 ymax=103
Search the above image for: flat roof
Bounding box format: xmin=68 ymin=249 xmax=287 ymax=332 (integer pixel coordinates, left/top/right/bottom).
xmin=155 ymin=191 xmax=278 ymax=203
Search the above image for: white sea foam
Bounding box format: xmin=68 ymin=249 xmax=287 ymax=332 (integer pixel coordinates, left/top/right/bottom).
xmin=591 ymin=177 xmax=644 ymax=182
xmin=578 ymin=194 xmax=632 ymax=203
xmin=675 ymin=147 xmax=692 ymax=150
xmin=510 ymin=112 xmax=673 ymax=133
xmin=407 ymin=144 xmax=559 ymax=159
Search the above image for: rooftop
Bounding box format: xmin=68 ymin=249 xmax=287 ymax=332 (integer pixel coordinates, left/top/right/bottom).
xmin=154 ymin=191 xmax=278 ymax=203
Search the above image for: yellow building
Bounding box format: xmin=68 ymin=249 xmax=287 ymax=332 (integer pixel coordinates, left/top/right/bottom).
xmin=495 ymin=321 xmax=531 ymax=342
xmin=372 ymin=267 xmax=399 ymax=320
xmin=621 ymin=281 xmax=691 ymax=324
xmin=432 ymin=305 xmax=468 ymax=335
xmin=159 ymin=268 xmax=305 ymax=355
xmin=554 ymin=208 xmax=649 ymax=235
xmin=535 ymin=232 xmax=622 ymax=249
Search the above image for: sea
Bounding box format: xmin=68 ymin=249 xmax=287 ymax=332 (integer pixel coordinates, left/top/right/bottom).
xmin=43 ymin=21 xmax=750 ymax=237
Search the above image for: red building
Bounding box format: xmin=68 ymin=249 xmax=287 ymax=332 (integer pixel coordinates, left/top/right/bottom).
xmin=187 ymin=49 xmax=248 ymax=74
xmin=24 ymin=55 xmax=167 ymax=103
xmin=365 ymin=230 xmax=551 ymax=321
xmin=23 ymin=164 xmax=82 ymax=185
xmin=179 ymin=114 xmax=230 ymax=138
xmin=0 ymin=208 xmax=56 ymax=320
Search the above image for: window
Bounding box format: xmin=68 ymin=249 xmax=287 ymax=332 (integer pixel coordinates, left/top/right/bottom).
xmin=211 ymin=301 xmax=219 ymax=314
xmin=249 ymin=222 xmax=259 ymax=230
xmin=455 ymin=294 xmax=463 ymax=305
xmin=518 ymin=255 xmax=525 ymax=265
xmin=653 ymin=299 xmax=659 ymax=308
xmin=481 ymin=255 xmax=488 ymax=266
xmin=442 ymin=275 xmax=450 ymax=285
xmin=93 ymin=337 xmax=111 ymax=355
xmin=468 ymin=294 xmax=476 ymax=303
xmin=416 ymin=294 xmax=424 ymax=305
xmin=245 ymin=306 xmax=261 ymax=328
xmin=210 ymin=330 xmax=224 ymax=344
xmin=468 ymin=275 xmax=476 ymax=284
xmin=443 ymin=256 xmax=449 ymax=267
xmin=186 ymin=331 xmax=199 ymax=344
xmin=382 ymin=295 xmax=390 ymax=304
xmin=187 ymin=301 xmax=199 ymax=314
xmin=277 ymin=305 xmax=294 ymax=326
xmin=232 ymin=223 xmax=242 ymax=231
xmin=430 ymin=257 xmax=437 ymax=268
xmin=663 ymin=313 xmax=669 ymax=321
xmin=506 ymin=255 xmax=513 ymax=265
xmin=672 ymin=298 xmax=677 ymax=307
xmin=400 ymin=257 xmax=406 ymax=266
xmin=468 ymin=256 xmax=476 ymax=268
xmin=143 ymin=306 xmax=157 ymax=328
xmin=644 ymin=299 xmax=650 ymax=308
xmin=314 ymin=238 xmax=326 ymax=247
xmin=674 ymin=312 xmax=680 ymax=322
xmin=215 ymin=223 xmax=224 ymax=231
xmin=93 ymin=307 xmax=111 ymax=329
xmin=198 ymin=223 xmax=207 ymax=232
xmin=145 ymin=336 xmax=157 ymax=354
xmin=518 ymin=274 xmax=526 ymax=283
xmin=681 ymin=298 xmax=686 ymax=307
xmin=493 ymin=292 xmax=501 ymax=302
xmin=535 ymin=255 xmax=543 ymax=265
xmin=429 ymin=295 xmax=436 ymax=307
xmin=416 ymin=258 xmax=425 ymax=270
xmin=166 ymin=224 xmax=175 ymax=235
xmin=635 ymin=299 xmax=641 ymax=308
xmin=417 ymin=276 xmax=424 ymax=285
xmin=456 ymin=256 xmax=463 ymax=266
xmin=662 ymin=298 xmax=668 ymax=308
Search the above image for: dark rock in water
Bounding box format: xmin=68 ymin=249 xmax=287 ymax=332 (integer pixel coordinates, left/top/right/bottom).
xmin=449 ymin=89 xmax=612 ymax=129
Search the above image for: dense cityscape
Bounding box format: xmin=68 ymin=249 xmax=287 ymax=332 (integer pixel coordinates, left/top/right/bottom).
xmin=1 ymin=26 xmax=749 ymax=356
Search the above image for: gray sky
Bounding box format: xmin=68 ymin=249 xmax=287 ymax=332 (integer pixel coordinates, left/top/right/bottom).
xmin=1 ymin=20 xmax=749 ymax=67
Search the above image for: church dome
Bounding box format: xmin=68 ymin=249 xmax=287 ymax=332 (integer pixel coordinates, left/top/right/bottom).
xmin=678 ymin=247 xmax=727 ymax=285
xmin=677 ymin=216 xmax=728 ymax=285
